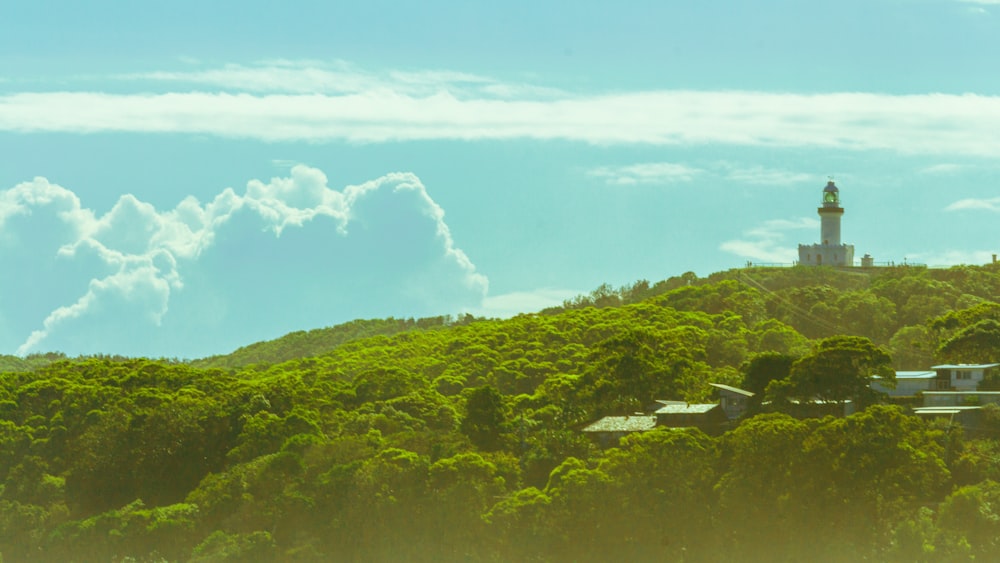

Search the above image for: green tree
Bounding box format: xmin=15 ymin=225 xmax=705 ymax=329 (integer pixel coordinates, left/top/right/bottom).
xmin=836 ymin=291 xmax=897 ymax=344
xmin=888 ymin=325 xmax=937 ymax=370
xmin=715 ymin=413 xmax=813 ymax=560
xmin=801 ymin=406 xmax=949 ymax=554
xmin=461 ymin=386 xmax=508 ymax=451
xmin=601 ymin=428 xmax=718 ymax=557
xmin=771 ymin=335 xmax=894 ymax=407
xmin=937 ymin=480 xmax=1000 ymax=558
xmin=937 ymin=319 xmax=1000 ymax=364
xmin=740 ymin=352 xmax=795 ymax=412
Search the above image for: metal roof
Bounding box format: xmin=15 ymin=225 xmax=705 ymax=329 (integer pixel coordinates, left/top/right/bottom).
xmin=654 ymin=403 xmax=719 ymax=415
xmin=895 ymin=371 xmax=937 ymax=379
xmin=914 ymin=408 xmax=964 ymax=415
xmin=914 ymin=406 xmax=982 ymax=415
xmin=709 ymin=383 xmax=755 ymax=397
xmin=582 ymin=415 xmax=657 ymax=433
xmin=923 ymin=391 xmax=1000 ymax=396
xmin=931 ymin=363 xmax=1000 ymax=370
xmin=872 ymin=371 xmax=937 ymax=380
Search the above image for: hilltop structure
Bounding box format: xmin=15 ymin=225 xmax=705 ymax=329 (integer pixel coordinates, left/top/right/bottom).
xmin=798 ymin=180 xmax=855 ymax=267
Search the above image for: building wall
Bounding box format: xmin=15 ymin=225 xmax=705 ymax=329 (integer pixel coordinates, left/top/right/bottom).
xmin=943 ymin=368 xmax=985 ymax=391
xmin=719 ymin=392 xmax=748 ymax=420
xmin=798 ymin=243 xmax=855 ymax=267
xmin=872 ymin=378 xmax=932 ymax=397
xmin=820 ymin=211 xmax=842 ymax=246
xmin=923 ymin=392 xmax=1000 ymax=407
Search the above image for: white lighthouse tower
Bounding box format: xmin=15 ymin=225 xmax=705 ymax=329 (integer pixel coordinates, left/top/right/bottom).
xmin=798 ymin=180 xmax=854 ymax=266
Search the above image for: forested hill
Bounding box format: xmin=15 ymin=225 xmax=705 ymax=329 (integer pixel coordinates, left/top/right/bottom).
xmin=199 ymin=263 xmax=1000 ymax=371
xmin=3 ymin=264 xmax=1000 ymax=561
xmin=190 ymin=316 xmax=460 ymax=369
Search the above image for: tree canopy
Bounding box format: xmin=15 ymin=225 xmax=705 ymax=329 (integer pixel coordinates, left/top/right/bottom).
xmin=0 ymin=264 xmax=998 ymax=560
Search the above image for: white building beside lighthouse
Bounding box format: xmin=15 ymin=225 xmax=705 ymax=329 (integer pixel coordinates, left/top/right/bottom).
xmin=798 ymin=180 xmax=855 ymax=267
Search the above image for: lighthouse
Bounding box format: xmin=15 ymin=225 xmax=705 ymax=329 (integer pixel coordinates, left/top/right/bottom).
xmin=798 ymin=180 xmax=855 ymax=267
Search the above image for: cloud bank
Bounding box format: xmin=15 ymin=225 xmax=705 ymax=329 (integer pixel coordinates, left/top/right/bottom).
xmin=0 ymin=166 xmax=487 ymax=357
xmin=2 ymin=61 xmax=1000 ymax=156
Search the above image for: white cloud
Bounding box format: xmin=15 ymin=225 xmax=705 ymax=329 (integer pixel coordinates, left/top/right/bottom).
xmin=472 ymin=288 xmax=582 ymax=318
xmin=588 ymin=162 xmax=703 ymax=185
xmin=122 ymin=60 xmax=550 ymax=99
xmin=720 ymin=165 xmax=814 ymax=186
xmin=955 ymin=0 xmax=997 ymax=14
xmin=945 ymin=197 xmax=1000 ymax=212
xmin=17 ymin=261 xmax=172 ymax=355
xmin=5 ymin=62 xmax=1000 ymax=156
xmin=2 ymin=166 xmax=488 ymax=356
xmin=589 ymin=161 xmax=816 ymax=187
xmin=720 ymin=217 xmax=817 ymax=264
xmin=919 ymin=163 xmax=964 ymax=175
xmin=906 ymin=249 xmax=997 ymax=267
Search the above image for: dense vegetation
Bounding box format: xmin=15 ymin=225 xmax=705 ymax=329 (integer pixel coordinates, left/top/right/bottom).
xmin=3 ymin=264 xmax=1000 ymax=561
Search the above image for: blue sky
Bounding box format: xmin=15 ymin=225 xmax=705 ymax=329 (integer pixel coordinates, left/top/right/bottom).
xmin=3 ymin=0 xmax=1000 ymax=358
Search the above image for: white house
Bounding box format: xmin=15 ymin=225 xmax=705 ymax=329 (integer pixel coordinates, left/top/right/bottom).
xmin=932 ymin=364 xmax=1000 ymax=391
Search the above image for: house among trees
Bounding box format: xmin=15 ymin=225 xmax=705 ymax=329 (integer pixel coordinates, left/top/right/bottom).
xmin=653 ymin=402 xmax=727 ymax=430
xmin=914 ymin=392 xmax=1000 ymax=430
xmin=582 ymin=384 xmax=746 ymax=446
xmin=871 ymin=370 xmax=940 ymax=397
xmin=870 ymin=363 xmax=1000 ymax=430
xmin=709 ymin=383 xmax=754 ymax=420
xmin=871 ymin=364 xmax=1000 ymax=398
xmin=581 ymin=415 xmax=657 ymax=448
xmin=921 ymin=391 xmax=1000 ymax=408
xmin=932 ymin=363 xmax=1000 ymax=391
xmin=912 ymin=405 xmax=984 ymax=428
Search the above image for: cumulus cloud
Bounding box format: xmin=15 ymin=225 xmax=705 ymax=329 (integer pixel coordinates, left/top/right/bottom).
xmin=4 ymin=61 xmax=1000 ymax=155
xmin=1 ymin=166 xmax=488 ymax=356
xmin=719 ymin=217 xmax=818 ymax=264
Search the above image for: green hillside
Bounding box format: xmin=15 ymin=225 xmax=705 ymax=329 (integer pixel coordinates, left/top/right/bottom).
xmin=3 ymin=264 xmax=1000 ymax=561
xmin=190 ymin=316 xmax=458 ymax=369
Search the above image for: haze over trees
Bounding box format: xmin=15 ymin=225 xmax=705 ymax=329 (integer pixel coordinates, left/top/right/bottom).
xmin=2 ymin=263 xmax=1000 ymax=561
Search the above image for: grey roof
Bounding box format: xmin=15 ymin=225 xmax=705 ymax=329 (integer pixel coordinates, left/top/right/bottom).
xmin=709 ymin=383 xmax=755 ymax=397
xmin=914 ymin=408 xmax=964 ymax=416
xmin=931 ymin=363 xmax=1000 ymax=370
xmin=914 ymin=406 xmax=982 ymax=415
xmin=924 ymin=391 xmax=1000 ymax=396
xmin=654 ymin=403 xmax=719 ymax=415
xmin=895 ymin=371 xmax=937 ymax=379
xmin=788 ymin=399 xmax=854 ymax=405
xmin=872 ymin=371 xmax=937 ymax=380
xmin=582 ymin=415 xmax=657 ymax=433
